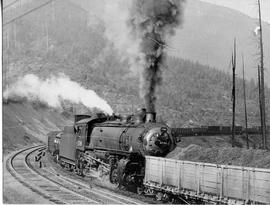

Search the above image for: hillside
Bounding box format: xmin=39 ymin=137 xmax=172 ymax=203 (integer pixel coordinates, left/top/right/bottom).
xmin=169 ymin=0 xmax=270 ymax=84
xmin=71 ymin=0 xmax=270 ymax=84
xmin=3 ymin=0 xmax=270 ymax=151
xmin=4 ymin=53 xmax=269 ymax=127
xmin=3 ymin=102 xmax=73 ymax=154
xmin=3 ymin=0 xmax=269 ymax=124
xmin=167 ymin=144 xmax=270 ymax=168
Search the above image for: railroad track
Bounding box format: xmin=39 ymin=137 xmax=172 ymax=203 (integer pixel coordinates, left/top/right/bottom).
xmin=6 ymin=145 xmax=143 ymax=204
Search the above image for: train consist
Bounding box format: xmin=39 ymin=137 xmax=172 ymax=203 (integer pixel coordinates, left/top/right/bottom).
xmin=47 ymin=110 xmax=269 ymax=203
xmin=172 ymin=125 xmax=269 ymax=137
xmin=48 ymin=109 xmax=177 ymax=189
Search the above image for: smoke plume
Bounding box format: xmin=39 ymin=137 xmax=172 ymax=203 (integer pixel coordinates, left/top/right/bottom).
xmin=129 ymin=0 xmax=185 ymax=112
xmin=102 ymin=0 xmax=142 ymax=72
xmin=3 ymin=74 xmax=113 ymax=115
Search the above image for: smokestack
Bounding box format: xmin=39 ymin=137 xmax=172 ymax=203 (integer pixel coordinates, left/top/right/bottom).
xmin=146 ymin=112 xmax=156 ymax=123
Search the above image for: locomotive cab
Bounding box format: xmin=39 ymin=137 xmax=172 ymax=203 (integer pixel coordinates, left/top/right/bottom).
xmin=74 ymin=114 xmax=108 ymax=151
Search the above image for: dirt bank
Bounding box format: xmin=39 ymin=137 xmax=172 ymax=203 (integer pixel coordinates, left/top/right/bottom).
xmin=167 ymin=144 xmax=270 ymax=169
xmin=2 ymin=102 xmax=72 ymax=154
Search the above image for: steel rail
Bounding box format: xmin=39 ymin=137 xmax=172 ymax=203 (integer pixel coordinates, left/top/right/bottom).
xmin=44 ymin=167 xmax=143 ymax=205
xmin=7 ymin=145 xmax=99 ymax=204
xmin=26 ymin=147 xmax=132 ymax=204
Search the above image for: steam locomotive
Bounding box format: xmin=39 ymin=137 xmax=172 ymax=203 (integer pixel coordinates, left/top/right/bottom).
xmin=51 ymin=109 xmax=178 ymax=189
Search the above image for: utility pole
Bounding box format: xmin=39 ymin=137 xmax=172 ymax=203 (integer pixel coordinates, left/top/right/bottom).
xmin=258 ymin=0 xmax=267 ymax=149
xmin=231 ymin=39 xmax=236 ymax=147
xmin=13 ymin=21 xmax=17 ymax=49
xmin=242 ymin=55 xmax=249 ymax=149
xmin=6 ymin=27 xmax=10 ymax=89
xmin=12 ymin=3 xmax=17 ymax=50
xmin=258 ymin=66 xmax=264 ymax=148
xmin=7 ymin=47 xmax=9 ymax=89
xmin=7 ymin=28 xmax=10 ymax=49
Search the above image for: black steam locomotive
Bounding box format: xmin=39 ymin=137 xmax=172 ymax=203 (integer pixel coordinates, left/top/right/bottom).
xmin=52 ymin=109 xmax=177 ymax=189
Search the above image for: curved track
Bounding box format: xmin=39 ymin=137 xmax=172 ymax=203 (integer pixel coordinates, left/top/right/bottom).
xmin=6 ymin=145 xmax=143 ymax=204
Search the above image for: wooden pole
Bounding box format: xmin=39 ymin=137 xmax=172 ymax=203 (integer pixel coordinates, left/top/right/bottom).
xmin=258 ymin=0 xmax=267 ymax=149
xmin=7 ymin=28 xmax=10 ymax=49
xmin=13 ymin=22 xmax=17 ymax=49
xmin=6 ymin=28 xmax=10 ymax=89
xmin=242 ymin=55 xmax=249 ymax=149
xmin=232 ymin=39 xmax=236 ymax=147
xmin=258 ymin=66 xmax=264 ymax=147
xmin=13 ymin=5 xmax=17 ymax=49
xmin=5 ymin=46 xmax=9 ymax=90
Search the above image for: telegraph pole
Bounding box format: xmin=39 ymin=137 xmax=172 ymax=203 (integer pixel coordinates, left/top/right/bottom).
xmin=13 ymin=12 xmax=17 ymax=49
xmin=258 ymin=66 xmax=264 ymax=147
xmin=231 ymin=39 xmax=236 ymax=147
xmin=258 ymin=0 xmax=267 ymax=149
xmin=242 ymin=55 xmax=249 ymax=149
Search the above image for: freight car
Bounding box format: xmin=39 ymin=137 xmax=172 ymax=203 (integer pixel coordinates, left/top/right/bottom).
xmin=57 ymin=109 xmax=177 ymax=188
xmin=172 ymin=126 xmax=243 ymax=137
xmin=144 ymin=156 xmax=270 ymax=204
xmin=172 ymin=125 xmax=269 ymax=137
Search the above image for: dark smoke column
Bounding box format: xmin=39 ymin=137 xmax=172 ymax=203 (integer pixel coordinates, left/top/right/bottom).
xmin=130 ymin=0 xmax=185 ymax=113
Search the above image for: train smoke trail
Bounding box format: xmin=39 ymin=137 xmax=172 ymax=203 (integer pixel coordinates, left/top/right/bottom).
xmin=102 ymin=0 xmax=142 ymax=72
xmin=3 ymin=74 xmax=113 ymax=115
xmin=129 ymin=0 xmax=185 ymax=113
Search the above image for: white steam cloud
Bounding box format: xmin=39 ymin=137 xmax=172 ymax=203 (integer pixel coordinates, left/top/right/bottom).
xmin=3 ymin=74 xmax=113 ymax=115
xmin=102 ymin=0 xmax=144 ymax=72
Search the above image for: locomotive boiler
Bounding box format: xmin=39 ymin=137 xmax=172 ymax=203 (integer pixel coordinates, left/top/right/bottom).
xmin=58 ymin=109 xmax=177 ymax=188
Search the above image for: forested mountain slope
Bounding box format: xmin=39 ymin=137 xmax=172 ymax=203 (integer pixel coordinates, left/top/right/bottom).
xmin=169 ymin=0 xmax=270 ymax=85
xmin=3 ymin=0 xmax=269 ymax=126
xmin=3 ymin=0 xmax=270 ymax=152
xmin=71 ymin=0 xmax=270 ymax=84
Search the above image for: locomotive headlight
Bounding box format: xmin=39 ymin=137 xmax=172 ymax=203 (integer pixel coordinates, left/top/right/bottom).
xmin=143 ymin=127 xmax=171 ymax=156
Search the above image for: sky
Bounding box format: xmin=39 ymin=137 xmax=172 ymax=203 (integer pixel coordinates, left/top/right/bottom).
xmin=3 ymin=0 xmax=270 ymax=23
xmin=200 ymin=0 xmax=270 ymax=23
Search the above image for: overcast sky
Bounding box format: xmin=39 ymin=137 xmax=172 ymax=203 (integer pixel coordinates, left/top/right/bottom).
xmin=3 ymin=0 xmax=270 ymax=23
xmin=200 ymin=0 xmax=270 ymax=23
